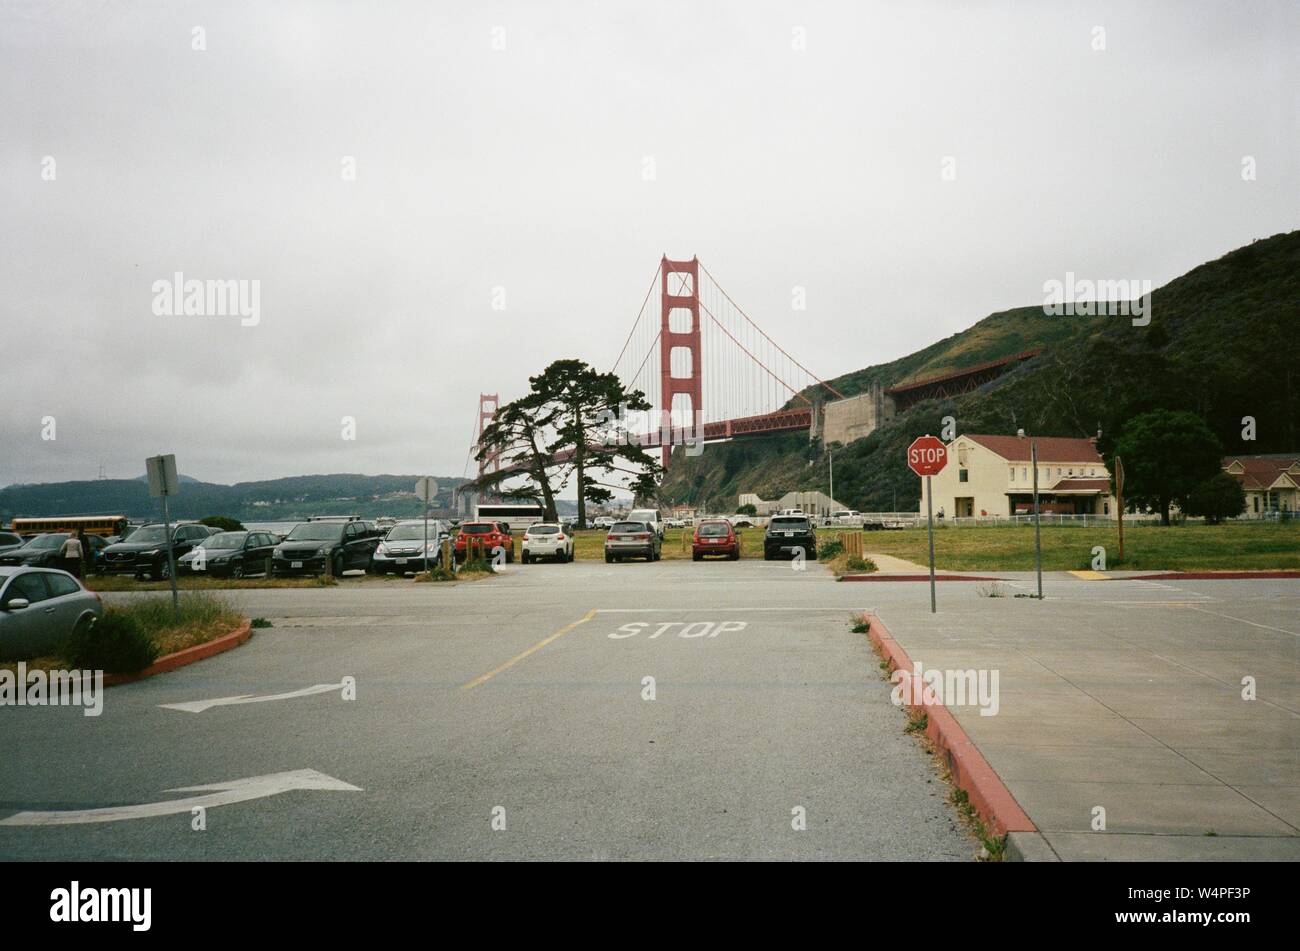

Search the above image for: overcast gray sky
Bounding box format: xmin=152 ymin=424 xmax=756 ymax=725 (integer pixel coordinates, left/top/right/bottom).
xmin=2 ymin=0 xmax=1297 ymax=489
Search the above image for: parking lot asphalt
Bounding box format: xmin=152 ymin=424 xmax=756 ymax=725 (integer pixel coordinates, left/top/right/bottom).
xmin=0 ymin=559 xmax=975 ymax=860
xmin=4 ymin=563 xmax=1294 ymax=861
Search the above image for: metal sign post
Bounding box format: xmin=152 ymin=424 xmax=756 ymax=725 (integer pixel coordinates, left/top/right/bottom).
xmin=415 ymin=478 xmax=438 ymax=572
xmin=906 ymin=435 xmax=948 ymax=615
xmin=146 ymin=454 xmax=180 ymax=615
xmin=1031 ymin=440 xmax=1043 ymax=600
xmin=1115 ymin=455 xmax=1125 ymax=562
xmin=925 ymin=474 xmax=936 ymax=613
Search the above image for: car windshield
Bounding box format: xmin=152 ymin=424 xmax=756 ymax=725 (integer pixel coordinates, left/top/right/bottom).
xmin=25 ymin=533 xmax=70 ymax=550
xmin=202 ymin=532 xmax=247 ymax=548
xmin=610 ymin=522 xmax=645 ymax=533
xmin=629 ymin=511 xmax=657 ymax=522
xmin=459 ymin=523 xmax=493 ymax=534
xmin=527 ymin=525 xmax=559 ymax=535
xmin=386 ymin=524 xmax=438 ymax=540
xmin=285 ymin=523 xmax=344 ymax=542
xmin=698 ymin=522 xmax=730 ymax=537
xmin=770 ymin=517 xmax=810 ymax=528
xmin=126 ymin=526 xmax=168 ymax=544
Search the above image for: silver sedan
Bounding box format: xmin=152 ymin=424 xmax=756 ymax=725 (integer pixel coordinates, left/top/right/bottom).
xmin=0 ymin=567 xmax=103 ymax=661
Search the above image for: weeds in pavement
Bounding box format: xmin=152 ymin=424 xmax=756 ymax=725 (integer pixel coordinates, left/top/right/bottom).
xmin=976 ymin=582 xmax=1007 ymax=598
xmin=905 ymin=711 xmax=929 ymax=734
xmin=250 ymin=617 xmax=273 ymax=628
xmin=851 ymin=613 xmax=871 ymax=634
xmin=950 ymin=788 xmax=1008 ymax=861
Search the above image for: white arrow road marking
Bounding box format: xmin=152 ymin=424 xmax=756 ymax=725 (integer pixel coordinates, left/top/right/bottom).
xmin=158 ymin=682 xmax=346 ymax=713
xmin=0 ymin=769 xmax=362 ymax=826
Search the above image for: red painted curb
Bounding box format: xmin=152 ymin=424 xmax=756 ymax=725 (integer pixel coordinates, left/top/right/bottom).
xmin=841 ymin=574 xmax=1006 ymax=582
xmin=1129 ymin=571 xmax=1300 ymax=580
xmin=865 ymin=613 xmax=1036 ymax=837
xmin=103 ymin=619 xmax=253 ymax=687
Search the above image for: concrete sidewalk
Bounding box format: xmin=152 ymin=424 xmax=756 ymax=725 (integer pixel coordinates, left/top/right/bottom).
xmin=870 ymin=573 xmax=1300 ymax=860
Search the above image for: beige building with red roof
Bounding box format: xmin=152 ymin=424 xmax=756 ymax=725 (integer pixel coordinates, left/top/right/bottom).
xmin=919 ymin=433 xmax=1116 ymax=518
xmin=1222 ymin=454 xmax=1300 ymax=516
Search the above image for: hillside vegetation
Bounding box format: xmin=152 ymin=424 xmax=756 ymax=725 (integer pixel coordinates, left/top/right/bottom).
xmin=661 ymin=231 xmax=1300 ymax=512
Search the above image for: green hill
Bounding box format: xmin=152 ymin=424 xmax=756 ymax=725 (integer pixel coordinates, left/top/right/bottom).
xmin=661 ymin=230 xmax=1300 ymax=512
xmin=0 ymin=473 xmax=472 ymax=524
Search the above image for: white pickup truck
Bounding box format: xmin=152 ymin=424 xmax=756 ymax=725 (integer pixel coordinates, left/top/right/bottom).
xmin=830 ymin=510 xmax=864 ymax=527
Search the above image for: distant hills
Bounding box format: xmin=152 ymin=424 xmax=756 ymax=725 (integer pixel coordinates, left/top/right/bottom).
xmin=0 ymin=473 xmax=475 ymax=523
xmin=661 ymin=230 xmax=1300 ymax=512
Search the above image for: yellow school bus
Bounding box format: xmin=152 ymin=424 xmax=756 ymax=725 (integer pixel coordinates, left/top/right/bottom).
xmin=10 ymin=515 xmax=129 ymax=538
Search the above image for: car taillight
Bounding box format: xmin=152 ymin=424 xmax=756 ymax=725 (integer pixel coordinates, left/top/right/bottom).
xmin=636 ymin=533 xmax=649 ymax=540
xmin=556 ymin=534 xmax=565 ymax=541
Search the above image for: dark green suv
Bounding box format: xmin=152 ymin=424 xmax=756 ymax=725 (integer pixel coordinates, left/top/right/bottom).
xmin=763 ymin=515 xmax=817 ymax=560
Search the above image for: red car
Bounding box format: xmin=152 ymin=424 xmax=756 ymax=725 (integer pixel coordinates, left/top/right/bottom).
xmin=692 ymin=519 xmax=740 ymax=561
xmin=454 ymin=522 xmax=514 ymax=563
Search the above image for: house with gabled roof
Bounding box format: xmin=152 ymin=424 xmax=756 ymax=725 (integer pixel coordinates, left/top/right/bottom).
xmin=919 ymin=433 xmax=1116 ymax=518
xmin=1222 ymin=454 xmax=1300 ymax=515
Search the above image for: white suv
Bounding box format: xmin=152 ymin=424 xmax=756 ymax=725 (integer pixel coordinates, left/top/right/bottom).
xmin=522 ymin=523 xmax=574 ymax=563
xmin=628 ymin=508 xmax=664 ymax=538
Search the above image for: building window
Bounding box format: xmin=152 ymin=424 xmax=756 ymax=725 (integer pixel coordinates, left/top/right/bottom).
xmin=959 ymin=469 xmax=969 ymax=483
xmin=1103 ymin=501 xmax=1110 ymax=515
xmin=1022 ymin=468 xmax=1028 ymax=481
xmin=1009 ymin=467 xmax=1015 ymax=482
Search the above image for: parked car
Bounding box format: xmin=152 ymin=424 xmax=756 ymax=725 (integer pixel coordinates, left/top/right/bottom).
xmin=100 ymin=523 xmax=206 ymax=580
xmin=177 ymin=530 xmax=278 ymax=578
xmin=0 ymin=566 xmax=102 ymax=661
xmin=763 ymin=514 xmax=817 ymax=560
xmin=453 ymin=521 xmax=514 ymax=563
xmin=0 ymin=532 xmax=25 ymax=555
xmin=628 ymin=508 xmax=664 ymax=539
xmin=271 ymin=520 xmax=379 ymax=577
xmin=0 ymin=532 xmax=109 ymax=570
xmin=371 ymin=520 xmax=450 ymax=574
xmin=592 ymin=516 xmax=616 ymax=529
xmin=692 ymin=519 xmax=740 ymax=561
xmin=604 ymin=521 xmax=661 ymax=562
xmin=522 ymin=523 xmax=574 ymax=563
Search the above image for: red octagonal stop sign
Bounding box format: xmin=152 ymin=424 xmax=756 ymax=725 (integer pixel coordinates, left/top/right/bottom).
xmin=906 ymin=435 xmax=948 ymax=477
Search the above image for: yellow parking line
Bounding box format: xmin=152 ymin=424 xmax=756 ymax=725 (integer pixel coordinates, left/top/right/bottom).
xmin=461 ymin=609 xmax=597 ymax=690
xmin=1069 ymin=570 xmax=1109 ymax=581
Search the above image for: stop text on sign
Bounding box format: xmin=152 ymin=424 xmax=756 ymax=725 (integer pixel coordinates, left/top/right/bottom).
xmin=609 ymin=621 xmax=748 ymax=639
xmin=906 ymin=435 xmax=948 ymax=477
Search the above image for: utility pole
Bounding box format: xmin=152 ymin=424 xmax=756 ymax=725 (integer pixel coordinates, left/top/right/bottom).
xmin=1031 ymin=439 xmax=1043 ymax=600
xmin=828 ymin=448 xmax=834 ymax=507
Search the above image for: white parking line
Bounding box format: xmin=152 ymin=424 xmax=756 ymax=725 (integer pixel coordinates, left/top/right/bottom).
xmin=0 ymin=769 xmax=361 ymax=826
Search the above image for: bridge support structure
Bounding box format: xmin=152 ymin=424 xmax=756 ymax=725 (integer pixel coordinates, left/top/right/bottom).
xmin=659 ymin=256 xmax=702 ymax=468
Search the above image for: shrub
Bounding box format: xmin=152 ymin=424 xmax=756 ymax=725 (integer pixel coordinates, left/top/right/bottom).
xmin=62 ymin=609 xmax=160 ymax=673
xmin=200 ymin=515 xmax=245 ymax=531
xmin=845 ymin=555 xmax=876 ymax=573
xmin=818 ymin=538 xmax=844 ymax=560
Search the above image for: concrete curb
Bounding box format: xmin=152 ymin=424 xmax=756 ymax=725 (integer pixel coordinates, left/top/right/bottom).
xmin=103 ymin=618 xmax=253 ymax=687
xmin=841 ymin=574 xmax=1007 ymax=582
xmin=1006 ymin=831 xmax=1060 ymax=862
xmin=1122 ymin=570 xmax=1300 ymax=580
xmin=865 ymin=612 xmax=1037 ymax=841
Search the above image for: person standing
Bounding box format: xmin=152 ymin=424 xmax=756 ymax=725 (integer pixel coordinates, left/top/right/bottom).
xmin=59 ymin=532 xmax=83 ymax=578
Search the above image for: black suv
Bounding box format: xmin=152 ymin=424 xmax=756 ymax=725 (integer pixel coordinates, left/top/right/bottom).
xmin=763 ymin=515 xmax=817 ymax=561
xmin=0 ymin=533 xmax=109 ymax=569
xmin=100 ymin=522 xmax=207 ymax=580
xmin=271 ymin=520 xmax=379 ymax=577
